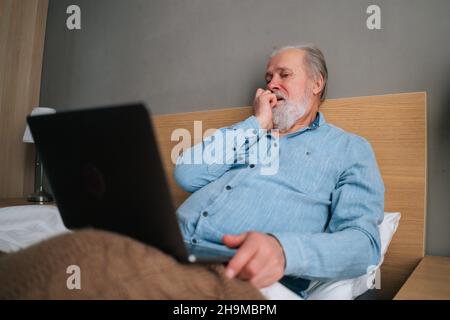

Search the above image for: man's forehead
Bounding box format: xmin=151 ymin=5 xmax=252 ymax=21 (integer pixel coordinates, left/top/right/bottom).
xmin=265 ymin=67 xmax=293 ymax=75
xmin=266 ymin=49 xmax=305 ymax=72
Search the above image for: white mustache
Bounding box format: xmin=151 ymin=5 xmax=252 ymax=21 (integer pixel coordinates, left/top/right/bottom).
xmin=271 ymin=90 xmax=287 ymax=101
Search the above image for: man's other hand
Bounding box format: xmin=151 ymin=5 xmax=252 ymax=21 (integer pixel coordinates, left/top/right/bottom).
xmin=222 ymin=232 xmax=286 ymax=288
xmin=253 ymin=89 xmax=277 ymax=130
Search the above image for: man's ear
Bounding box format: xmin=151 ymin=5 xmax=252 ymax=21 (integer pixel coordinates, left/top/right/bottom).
xmin=312 ymin=75 xmax=325 ymax=98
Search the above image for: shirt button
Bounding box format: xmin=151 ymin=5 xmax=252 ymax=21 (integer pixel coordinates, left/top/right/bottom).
xmin=306 ymin=151 xmax=310 ymax=156
xmin=273 ymin=142 xmax=278 ymax=148
xmin=233 ymin=147 xmax=236 ymax=151
xmin=249 ymin=164 xmax=255 ymax=168
xmin=226 ymin=185 xmax=232 ymax=191
xmin=191 ymin=238 xmax=198 ymax=244
xmin=252 ymin=129 xmax=257 ymax=135
xmin=202 ymin=211 xmax=208 ymax=217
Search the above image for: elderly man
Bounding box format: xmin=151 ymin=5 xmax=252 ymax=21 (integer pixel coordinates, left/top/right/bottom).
xmin=174 ymin=44 xmax=385 ymax=298
xmin=0 ymin=44 xmax=384 ymax=300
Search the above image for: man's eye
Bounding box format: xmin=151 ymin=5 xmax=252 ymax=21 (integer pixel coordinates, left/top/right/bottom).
xmin=281 ymin=73 xmax=290 ymax=78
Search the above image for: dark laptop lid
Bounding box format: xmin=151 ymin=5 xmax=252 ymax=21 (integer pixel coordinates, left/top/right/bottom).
xmin=27 ymin=104 xmax=189 ymax=262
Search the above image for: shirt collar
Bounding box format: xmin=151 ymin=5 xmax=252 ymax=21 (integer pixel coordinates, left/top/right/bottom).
xmin=284 ymin=111 xmax=326 ymax=139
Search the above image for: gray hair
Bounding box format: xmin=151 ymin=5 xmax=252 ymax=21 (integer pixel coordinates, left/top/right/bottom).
xmin=271 ymin=44 xmax=328 ymax=102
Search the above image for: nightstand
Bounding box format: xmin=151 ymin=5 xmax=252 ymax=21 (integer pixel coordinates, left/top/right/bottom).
xmin=0 ymin=198 xmax=55 ymax=209
xmin=394 ymin=256 xmax=450 ymax=300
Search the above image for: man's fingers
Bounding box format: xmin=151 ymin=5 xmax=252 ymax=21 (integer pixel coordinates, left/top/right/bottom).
xmin=222 ymin=233 xmax=247 ymax=249
xmin=254 ymin=88 xmax=265 ymax=99
xmin=224 ymin=233 xmax=286 ymax=289
xmin=225 ymin=238 xmax=258 ymax=279
xmin=259 ymin=91 xmax=277 ymax=105
xmin=250 ymin=270 xmax=276 ymax=289
xmin=268 ymin=94 xmax=278 ymax=108
xmin=260 ymin=90 xmax=273 ymax=97
xmin=236 ymin=254 xmax=266 ymax=281
xmin=249 ymin=260 xmax=281 ymax=288
xmin=255 ymin=89 xmax=273 ymax=100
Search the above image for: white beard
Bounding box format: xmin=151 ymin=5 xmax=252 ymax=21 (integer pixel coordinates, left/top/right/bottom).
xmin=272 ymin=91 xmax=310 ymax=132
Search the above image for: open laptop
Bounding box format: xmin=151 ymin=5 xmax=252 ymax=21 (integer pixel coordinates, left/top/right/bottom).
xmin=27 ymin=103 xmax=235 ymax=264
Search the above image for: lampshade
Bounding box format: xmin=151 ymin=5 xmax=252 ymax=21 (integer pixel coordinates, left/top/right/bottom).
xmin=23 ymin=107 xmax=56 ymax=143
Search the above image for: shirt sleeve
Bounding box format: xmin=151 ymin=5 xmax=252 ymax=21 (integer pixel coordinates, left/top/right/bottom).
xmin=272 ymin=136 xmax=385 ymax=281
xmin=173 ymin=115 xmax=264 ymax=193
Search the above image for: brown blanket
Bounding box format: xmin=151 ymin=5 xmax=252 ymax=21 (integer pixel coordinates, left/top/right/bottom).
xmin=0 ymin=229 xmax=265 ymax=300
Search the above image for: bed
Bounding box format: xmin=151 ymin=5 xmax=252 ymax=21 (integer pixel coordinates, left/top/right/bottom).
xmin=0 ymin=92 xmax=427 ymax=299
xmin=152 ymin=91 xmax=427 ymax=300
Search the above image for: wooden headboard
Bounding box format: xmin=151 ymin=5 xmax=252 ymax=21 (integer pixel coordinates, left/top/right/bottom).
xmin=152 ymin=92 xmax=427 ymax=299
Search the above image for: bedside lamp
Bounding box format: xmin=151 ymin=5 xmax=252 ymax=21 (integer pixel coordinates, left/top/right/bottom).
xmin=23 ymin=107 xmax=56 ymax=203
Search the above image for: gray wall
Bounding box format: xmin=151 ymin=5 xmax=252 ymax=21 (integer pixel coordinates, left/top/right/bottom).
xmin=40 ymin=0 xmax=450 ymax=256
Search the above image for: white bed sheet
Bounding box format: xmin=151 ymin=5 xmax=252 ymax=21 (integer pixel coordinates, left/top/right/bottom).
xmin=0 ymin=205 xmax=69 ymax=253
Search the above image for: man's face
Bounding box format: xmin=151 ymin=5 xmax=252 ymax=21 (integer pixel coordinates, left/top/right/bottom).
xmin=265 ymin=49 xmax=313 ymax=131
xmin=265 ymin=49 xmax=311 ymax=107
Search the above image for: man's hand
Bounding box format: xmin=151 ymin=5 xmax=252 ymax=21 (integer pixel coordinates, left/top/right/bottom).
xmin=253 ymin=89 xmax=278 ymax=130
xmin=222 ymin=232 xmax=286 ymax=289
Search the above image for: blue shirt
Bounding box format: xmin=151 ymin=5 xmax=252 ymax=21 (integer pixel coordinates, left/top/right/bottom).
xmin=174 ymin=112 xmax=384 ymax=297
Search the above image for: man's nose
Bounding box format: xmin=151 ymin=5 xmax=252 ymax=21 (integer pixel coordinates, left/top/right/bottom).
xmin=267 ymin=79 xmax=280 ymax=92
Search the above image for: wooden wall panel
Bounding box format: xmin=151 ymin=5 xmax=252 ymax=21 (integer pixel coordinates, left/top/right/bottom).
xmin=0 ymin=0 xmax=49 ymax=197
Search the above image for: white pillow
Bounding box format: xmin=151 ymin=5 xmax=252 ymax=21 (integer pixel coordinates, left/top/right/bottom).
xmin=306 ymin=212 xmax=401 ymax=300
